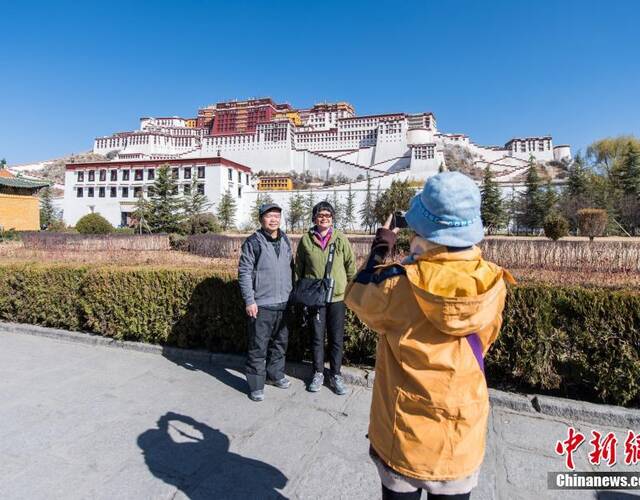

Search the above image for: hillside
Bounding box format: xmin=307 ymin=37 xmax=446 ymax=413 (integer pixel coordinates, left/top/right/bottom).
xmin=9 ymin=152 xmax=106 ymax=187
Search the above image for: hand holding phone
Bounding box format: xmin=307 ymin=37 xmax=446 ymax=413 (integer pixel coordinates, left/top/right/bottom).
xmin=391 ymin=211 xmax=408 ymax=230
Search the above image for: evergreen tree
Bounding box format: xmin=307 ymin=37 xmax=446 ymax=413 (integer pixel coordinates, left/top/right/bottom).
xmin=619 ymin=140 xmax=640 ymax=196
xmin=566 ymin=154 xmax=590 ymax=198
xmin=331 ymin=190 xmax=343 ymax=230
xmin=251 ymin=193 xmax=274 ymax=227
xmin=343 ymin=185 xmax=356 ymax=231
xmin=359 ymin=174 xmax=376 ymax=233
xmin=506 ymin=186 xmax=518 ymax=234
xmin=480 ymin=166 xmax=504 ymax=234
xmin=39 ymin=185 xmax=59 ymax=230
xmin=147 ymin=165 xmax=185 ymax=233
xmin=287 ymin=193 xmax=306 ymax=232
xmin=517 ymin=158 xmax=546 ymax=233
xmin=217 ymin=188 xmax=237 ymax=231
xmin=304 ymin=189 xmax=315 ymax=226
xmin=132 ymin=194 xmax=151 ymax=234
xmin=542 ymin=180 xmax=558 ymax=216
xmin=183 ymin=176 xmax=213 ymax=218
xmin=373 ymin=179 xmax=416 ymax=225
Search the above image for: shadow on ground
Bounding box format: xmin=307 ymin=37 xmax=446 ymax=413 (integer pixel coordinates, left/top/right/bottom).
xmin=597 ymin=493 xmax=640 ymax=499
xmin=161 ymin=347 xmax=326 ymax=398
xmin=137 ymin=412 xmax=287 ymax=499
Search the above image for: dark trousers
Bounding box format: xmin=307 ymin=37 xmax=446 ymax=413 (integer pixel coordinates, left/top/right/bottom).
xmin=310 ymin=300 xmax=346 ymax=376
xmin=245 ymin=307 xmax=289 ymax=392
xmin=382 ymin=484 xmax=471 ymax=500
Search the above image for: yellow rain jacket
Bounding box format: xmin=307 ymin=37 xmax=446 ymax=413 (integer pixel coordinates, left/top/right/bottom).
xmin=345 ymin=244 xmax=514 ymax=481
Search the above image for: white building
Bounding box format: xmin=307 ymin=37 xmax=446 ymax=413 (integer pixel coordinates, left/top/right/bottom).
xmin=63 ymin=157 xmax=252 ymax=228
xmin=64 ymin=98 xmax=572 ymax=229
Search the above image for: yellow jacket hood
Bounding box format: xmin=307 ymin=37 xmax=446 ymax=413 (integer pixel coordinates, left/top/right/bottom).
xmin=403 ymin=246 xmax=515 ymax=337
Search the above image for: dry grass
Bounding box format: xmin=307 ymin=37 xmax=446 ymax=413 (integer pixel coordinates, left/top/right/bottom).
xmin=3 ymin=235 xmax=640 ymax=289
xmin=508 ymin=268 xmax=640 ymax=289
xmin=480 ymin=237 xmax=640 ymax=273
xmin=0 ymin=241 xmax=232 ymax=272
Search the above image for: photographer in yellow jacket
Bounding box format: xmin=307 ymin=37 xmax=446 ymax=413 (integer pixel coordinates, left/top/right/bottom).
xmin=345 ymin=172 xmax=514 ymax=500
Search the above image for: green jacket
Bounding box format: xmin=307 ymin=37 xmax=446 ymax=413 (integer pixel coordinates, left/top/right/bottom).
xmin=295 ymin=228 xmax=356 ymax=303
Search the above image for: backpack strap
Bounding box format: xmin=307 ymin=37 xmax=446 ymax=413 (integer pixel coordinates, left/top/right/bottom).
xmin=466 ymin=333 xmax=485 ymax=376
xmin=248 ymin=232 xmax=262 ymax=266
xmin=281 ymin=232 xmax=292 ymax=254
xmin=323 ymin=243 xmax=336 ymax=280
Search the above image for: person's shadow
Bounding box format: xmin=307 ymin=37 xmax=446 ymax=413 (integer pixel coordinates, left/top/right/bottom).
xmin=137 ymin=412 xmax=288 ymax=499
xmin=597 ymin=493 xmax=640 ymax=499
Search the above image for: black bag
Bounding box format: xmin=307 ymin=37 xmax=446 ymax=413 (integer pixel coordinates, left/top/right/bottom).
xmin=293 ymin=243 xmax=336 ymax=307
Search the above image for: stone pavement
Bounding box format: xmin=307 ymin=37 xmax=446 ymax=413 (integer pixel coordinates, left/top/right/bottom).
xmin=0 ymin=331 xmax=638 ymax=500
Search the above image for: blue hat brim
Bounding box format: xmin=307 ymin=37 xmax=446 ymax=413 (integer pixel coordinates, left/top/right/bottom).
xmin=405 ymin=195 xmax=484 ymax=247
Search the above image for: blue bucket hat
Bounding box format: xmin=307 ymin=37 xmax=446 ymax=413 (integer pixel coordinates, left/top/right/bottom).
xmin=405 ymin=171 xmax=484 ymax=247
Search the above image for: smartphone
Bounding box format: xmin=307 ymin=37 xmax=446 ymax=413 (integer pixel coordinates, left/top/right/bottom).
xmin=391 ymin=211 xmax=408 ymax=230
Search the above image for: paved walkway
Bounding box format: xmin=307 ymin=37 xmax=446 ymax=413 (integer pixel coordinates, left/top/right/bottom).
xmin=0 ymin=332 xmax=637 ymax=500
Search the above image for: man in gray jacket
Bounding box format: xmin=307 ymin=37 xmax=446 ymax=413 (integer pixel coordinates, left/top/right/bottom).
xmin=238 ymin=203 xmax=294 ymax=402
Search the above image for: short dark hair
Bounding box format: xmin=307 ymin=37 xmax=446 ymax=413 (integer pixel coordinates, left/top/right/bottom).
xmin=312 ymin=201 xmax=335 ymax=220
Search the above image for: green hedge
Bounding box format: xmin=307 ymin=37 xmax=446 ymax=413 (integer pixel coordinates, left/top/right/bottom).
xmin=0 ymin=264 xmax=638 ymax=408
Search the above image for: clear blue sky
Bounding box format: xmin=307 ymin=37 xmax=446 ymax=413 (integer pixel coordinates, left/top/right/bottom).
xmin=2 ymin=0 xmax=639 ymax=164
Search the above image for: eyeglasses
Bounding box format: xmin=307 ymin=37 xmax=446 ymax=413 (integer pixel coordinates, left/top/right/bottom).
xmin=316 ymin=213 xmax=333 ymax=220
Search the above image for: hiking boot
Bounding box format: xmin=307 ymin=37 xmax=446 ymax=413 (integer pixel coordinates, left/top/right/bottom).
xmin=249 ymin=390 xmax=265 ymax=402
xmin=329 ymin=374 xmax=347 ymax=396
xmin=267 ymin=377 xmax=291 ymax=389
xmin=307 ymin=372 xmax=324 ymax=392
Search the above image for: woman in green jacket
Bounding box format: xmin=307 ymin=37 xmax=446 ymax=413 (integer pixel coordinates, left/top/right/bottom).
xmin=295 ymin=201 xmax=356 ymax=395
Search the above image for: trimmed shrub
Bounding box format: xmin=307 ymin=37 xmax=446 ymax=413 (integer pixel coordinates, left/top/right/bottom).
xmin=168 ymin=233 xmax=188 ymax=251
xmin=0 ymin=228 xmax=20 ymax=242
xmin=0 ymin=264 xmax=638 ymax=407
xmin=76 ymin=213 xmax=114 ymax=235
xmin=577 ymin=208 xmax=608 ymax=241
xmin=543 ymin=213 xmax=569 ymax=241
xmin=0 ymin=264 xmax=87 ymax=330
xmin=181 ymin=213 xmax=222 ymax=235
xmin=46 ymin=220 xmax=72 ymax=232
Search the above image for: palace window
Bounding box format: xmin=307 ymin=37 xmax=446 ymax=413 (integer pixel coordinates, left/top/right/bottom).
xmin=77 ymin=187 xmax=83 ymax=198
xmin=122 ymin=187 xmax=129 ymax=198
xmin=77 ymin=171 xmax=84 ymax=183
xmin=99 ymin=187 xmax=106 ymax=198
xmin=237 ymin=186 xmax=242 ymax=198
xmin=184 ymin=167 xmax=192 ymax=179
xmin=134 ymin=169 xmax=143 ymax=181
xmin=110 ymin=170 xmax=117 ymax=181
xmin=99 ymin=170 xmax=106 ymax=182
xmin=238 ymin=171 xmax=242 ymax=182
xmin=183 ymin=184 xmax=191 ymax=195
xmin=110 ymin=187 xmax=117 ymax=198
xmin=172 ymin=168 xmax=179 ymax=179
xmin=245 ymin=173 xmax=249 ymax=185
xmin=133 ymin=186 xmax=143 ymax=198
xmin=197 ymin=183 xmax=205 ymax=195
xmin=122 ymin=170 xmax=130 ymax=181
xmin=197 ymin=166 xmax=205 ymax=179
xmin=228 ymin=169 xmax=233 ymax=180
xmin=88 ymin=170 xmax=95 ymax=182
xmin=148 ymin=169 xmax=155 ymax=181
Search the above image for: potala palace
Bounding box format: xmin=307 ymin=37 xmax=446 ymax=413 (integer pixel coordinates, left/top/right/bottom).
xmin=63 ymin=97 xmax=571 ymax=229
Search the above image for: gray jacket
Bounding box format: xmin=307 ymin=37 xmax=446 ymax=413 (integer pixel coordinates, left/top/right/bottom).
xmin=238 ymin=230 xmax=294 ymax=307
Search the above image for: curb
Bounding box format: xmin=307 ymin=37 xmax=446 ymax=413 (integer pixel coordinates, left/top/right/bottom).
xmin=1 ymin=321 xmax=638 ymax=428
